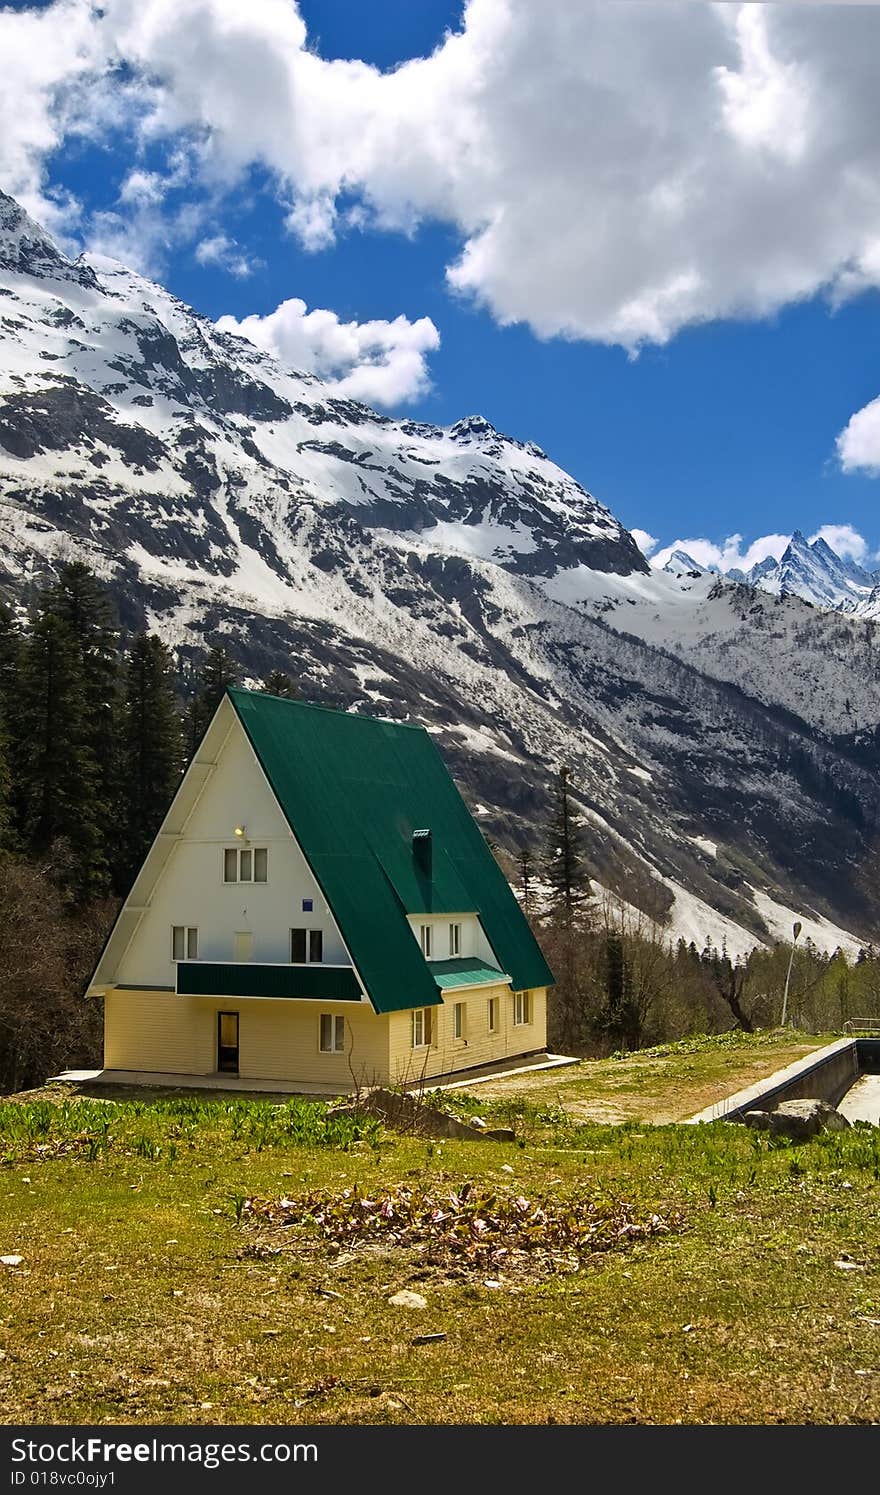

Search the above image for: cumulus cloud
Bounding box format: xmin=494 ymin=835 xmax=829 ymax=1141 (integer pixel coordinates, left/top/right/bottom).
xmin=651 ymin=533 xmax=790 ymax=573
xmin=6 ymin=1 xmax=880 ymax=355
xmin=0 ymin=0 xmax=105 ymax=233
xmin=808 ymin=523 xmax=867 ymax=563
xmin=216 ymin=298 xmax=440 ymax=407
xmin=837 ymin=398 xmax=880 ymax=476
xmin=630 ymin=529 xmax=658 ymax=558
xmin=195 ymin=233 xmax=257 ymax=278
xmin=651 ymin=525 xmax=873 ymax=574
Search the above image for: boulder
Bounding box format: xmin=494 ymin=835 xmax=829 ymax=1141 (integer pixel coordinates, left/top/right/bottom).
xmin=742 ymin=1098 xmax=851 ymax=1141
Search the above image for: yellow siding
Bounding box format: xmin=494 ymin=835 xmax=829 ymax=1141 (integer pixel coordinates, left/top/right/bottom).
xmin=104 ymin=985 xmax=547 ymax=1088
xmin=388 ymin=984 xmax=547 ymax=1085
xmin=104 ymin=990 xmax=389 ymax=1087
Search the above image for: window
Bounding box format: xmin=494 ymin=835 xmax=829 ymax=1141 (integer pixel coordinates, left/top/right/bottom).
xmin=419 ymin=924 xmax=432 ymax=958
xmin=224 ymin=847 xmax=268 ymax=883
xmin=172 ymin=926 xmax=198 ymax=961
xmin=302 ymin=898 xmax=314 ymax=912
xmin=449 ymin=922 xmax=461 ymax=957
xmin=513 ymin=990 xmax=532 ymax=1026
xmin=488 ymin=996 xmax=499 ymax=1034
xmin=453 ymin=1001 xmax=466 ymax=1040
xmin=319 ymin=1014 xmax=345 ymax=1053
xmin=291 ymin=928 xmax=323 ymax=963
xmin=411 ymin=1008 xmax=434 ymax=1048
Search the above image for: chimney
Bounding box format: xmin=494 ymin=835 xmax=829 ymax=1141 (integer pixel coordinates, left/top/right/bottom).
xmin=413 ymin=828 xmax=432 ymax=877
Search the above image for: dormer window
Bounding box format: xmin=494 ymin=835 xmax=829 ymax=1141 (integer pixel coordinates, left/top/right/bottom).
xmin=419 ymin=924 xmax=433 ymax=958
xmin=449 ymin=922 xmax=461 ymax=956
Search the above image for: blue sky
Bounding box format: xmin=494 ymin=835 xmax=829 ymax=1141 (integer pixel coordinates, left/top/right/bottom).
xmin=5 ymin=0 xmax=880 ymax=567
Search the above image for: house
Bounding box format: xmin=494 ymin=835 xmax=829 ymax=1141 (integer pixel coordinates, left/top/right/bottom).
xmin=88 ymin=688 xmax=554 ymax=1090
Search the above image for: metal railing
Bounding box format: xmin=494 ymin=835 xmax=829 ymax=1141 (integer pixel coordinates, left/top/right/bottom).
xmin=843 ymin=1019 xmax=880 ymax=1036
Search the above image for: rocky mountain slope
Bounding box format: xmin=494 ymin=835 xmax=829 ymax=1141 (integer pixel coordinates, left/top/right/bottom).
xmin=1 ymin=189 xmax=878 ymax=959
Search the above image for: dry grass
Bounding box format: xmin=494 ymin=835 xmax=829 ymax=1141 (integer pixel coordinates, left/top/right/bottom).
xmin=450 ymin=1030 xmax=835 ymax=1124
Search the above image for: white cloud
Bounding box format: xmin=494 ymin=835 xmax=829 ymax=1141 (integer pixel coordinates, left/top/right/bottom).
xmin=651 ymin=533 xmax=790 ymax=573
xmin=6 ymin=1 xmax=880 ymax=355
xmin=808 ymin=523 xmax=867 ymax=563
xmin=216 ymin=298 xmax=440 ymax=407
xmin=0 ymin=0 xmax=103 ymax=233
xmin=630 ymin=528 xmax=658 ymax=558
xmin=195 ymin=233 xmax=256 ymax=278
xmin=837 ymin=397 xmax=880 ymax=476
xmin=651 ymin=526 xmax=874 ymax=574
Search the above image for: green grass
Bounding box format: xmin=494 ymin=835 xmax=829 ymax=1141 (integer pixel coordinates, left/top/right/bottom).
xmin=1 ymin=1069 xmax=879 ymax=1425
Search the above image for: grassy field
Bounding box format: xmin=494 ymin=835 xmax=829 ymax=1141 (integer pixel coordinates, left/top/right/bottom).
xmin=444 ymin=1028 xmax=835 ymax=1126
xmin=1 ymin=1032 xmax=878 ymax=1426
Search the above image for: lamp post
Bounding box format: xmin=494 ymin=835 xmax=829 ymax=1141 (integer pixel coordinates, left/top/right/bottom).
xmin=781 ymin=920 xmax=802 ymax=1028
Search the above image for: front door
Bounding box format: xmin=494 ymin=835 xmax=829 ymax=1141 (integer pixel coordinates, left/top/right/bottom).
xmin=217 ymin=1011 xmax=239 ymax=1074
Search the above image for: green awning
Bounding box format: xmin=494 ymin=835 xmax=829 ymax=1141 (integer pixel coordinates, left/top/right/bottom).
xmin=176 ymin=962 xmax=363 ymax=1002
xmin=429 ymin=958 xmax=511 ymax=991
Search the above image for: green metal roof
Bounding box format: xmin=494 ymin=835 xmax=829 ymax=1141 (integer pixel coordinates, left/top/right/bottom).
xmin=430 ymin=958 xmax=511 ymax=991
xmin=226 ymin=688 xmax=554 ymax=1015
xmin=176 ymin=962 xmax=363 ymax=1002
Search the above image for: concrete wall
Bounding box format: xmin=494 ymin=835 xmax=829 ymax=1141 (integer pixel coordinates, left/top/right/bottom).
xmin=689 ymin=1038 xmax=861 ymax=1123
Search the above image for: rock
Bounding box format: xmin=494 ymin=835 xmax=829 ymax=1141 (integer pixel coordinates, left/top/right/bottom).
xmin=0 ymin=1255 xmax=23 ymax=1267
xmin=388 ymin=1290 xmax=427 ymax=1309
xmin=742 ymin=1099 xmax=851 ymax=1141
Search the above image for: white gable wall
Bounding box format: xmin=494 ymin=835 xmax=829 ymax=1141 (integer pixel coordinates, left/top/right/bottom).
xmin=114 ymin=719 xmax=351 ymax=989
xmin=405 ymin=913 xmax=503 ymax=969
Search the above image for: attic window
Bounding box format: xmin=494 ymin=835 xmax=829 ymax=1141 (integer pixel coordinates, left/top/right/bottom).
xmin=413 ymin=827 xmax=432 ymax=876
xmin=224 ymin=847 xmax=268 ymax=883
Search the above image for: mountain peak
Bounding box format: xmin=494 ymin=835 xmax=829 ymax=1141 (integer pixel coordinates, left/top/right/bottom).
xmin=0 ymin=190 xmax=98 ymax=290
xmin=449 ymin=414 xmax=499 ymax=442
xmin=663 ymin=548 xmax=710 ymax=576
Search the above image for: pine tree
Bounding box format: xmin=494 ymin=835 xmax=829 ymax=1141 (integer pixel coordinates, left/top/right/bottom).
xmin=0 ymin=604 xmax=20 ymax=850
xmin=0 ymin=602 xmax=20 ymax=718
xmin=544 ymin=766 xmax=587 ymax=920
xmin=118 ymin=634 xmax=184 ymax=889
xmin=0 ymin=711 xmax=10 ymax=852
xmin=185 ymin=643 xmax=240 ymax=756
xmin=262 ymin=668 xmax=299 ymax=699
xmin=15 ymin=611 xmax=109 ymax=901
xmin=597 ymin=930 xmax=640 ymax=1049
xmin=43 ymin=563 xmax=120 ymax=868
xmin=518 ymin=845 xmax=535 ymax=914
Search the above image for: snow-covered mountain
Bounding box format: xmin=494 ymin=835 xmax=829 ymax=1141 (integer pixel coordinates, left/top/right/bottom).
xmin=725 ymin=530 xmax=880 ymax=614
xmin=1 ymin=188 xmax=878 ymax=959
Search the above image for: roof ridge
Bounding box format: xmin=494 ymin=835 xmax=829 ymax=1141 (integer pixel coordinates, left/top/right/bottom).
xmin=227 ymin=686 xmax=429 ymax=732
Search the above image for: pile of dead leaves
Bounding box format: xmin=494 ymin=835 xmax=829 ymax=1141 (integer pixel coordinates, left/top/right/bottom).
xmin=243 ymin=1180 xmax=682 ymax=1275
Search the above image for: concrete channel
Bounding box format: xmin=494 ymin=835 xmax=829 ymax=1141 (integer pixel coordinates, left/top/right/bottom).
xmin=688 ymin=1037 xmax=880 ymax=1125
